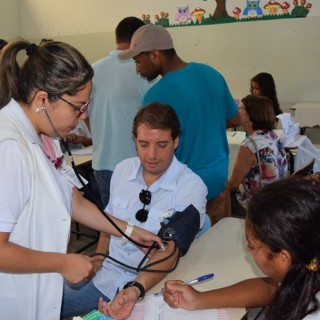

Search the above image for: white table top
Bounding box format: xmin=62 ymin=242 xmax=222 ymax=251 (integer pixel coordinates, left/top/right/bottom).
xmin=149 ymin=217 xmax=264 ymax=319
xmin=292 ymin=102 xmax=320 ymax=127
xmin=64 ymin=146 xmax=93 ymax=167
xmin=291 ymin=102 xmax=320 ymax=110
xmin=72 ymin=154 xmax=92 ymax=167
xmin=227 ymin=131 xmax=246 ymax=144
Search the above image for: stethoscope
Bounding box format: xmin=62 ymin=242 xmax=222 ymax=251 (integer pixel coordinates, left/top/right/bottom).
xmin=43 ymin=103 xmax=180 ymax=273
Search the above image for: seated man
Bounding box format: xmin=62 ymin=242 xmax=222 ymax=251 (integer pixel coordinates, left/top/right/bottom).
xmin=61 ymin=102 xmax=208 ymax=319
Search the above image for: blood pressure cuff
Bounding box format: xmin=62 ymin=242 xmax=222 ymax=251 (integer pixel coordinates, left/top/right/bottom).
xmin=157 ymin=204 xmax=200 ymax=256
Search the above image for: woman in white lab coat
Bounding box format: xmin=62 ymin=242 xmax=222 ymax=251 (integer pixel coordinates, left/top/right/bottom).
xmin=0 ymin=39 xmax=161 ymax=320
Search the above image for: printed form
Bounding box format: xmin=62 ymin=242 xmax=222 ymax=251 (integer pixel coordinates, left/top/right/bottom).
xmin=128 ymin=295 xmax=229 ymax=320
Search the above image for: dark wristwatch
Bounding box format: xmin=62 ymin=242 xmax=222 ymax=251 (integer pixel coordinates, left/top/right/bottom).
xmin=123 ymin=281 xmax=145 ymax=301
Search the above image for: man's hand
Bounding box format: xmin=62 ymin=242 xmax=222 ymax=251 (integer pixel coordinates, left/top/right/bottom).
xmin=99 ymin=286 xmax=139 ymax=320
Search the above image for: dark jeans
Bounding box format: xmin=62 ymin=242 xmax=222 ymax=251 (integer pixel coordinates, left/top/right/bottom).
xmin=94 ymin=170 xmax=113 ymax=209
xmin=61 ymin=280 xmax=110 ymax=319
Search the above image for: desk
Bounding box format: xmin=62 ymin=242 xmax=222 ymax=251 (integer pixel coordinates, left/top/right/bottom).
xmin=149 ymin=217 xmax=264 ymax=320
xmin=64 ymin=146 xmax=93 ymax=167
xmin=227 ymin=131 xmax=246 ymax=177
xmin=292 ymin=102 xmax=320 ymax=128
xmin=71 ymin=154 xmax=92 ymax=167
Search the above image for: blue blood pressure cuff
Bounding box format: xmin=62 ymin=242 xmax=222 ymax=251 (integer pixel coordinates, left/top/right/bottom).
xmin=157 ymin=204 xmax=200 ymax=256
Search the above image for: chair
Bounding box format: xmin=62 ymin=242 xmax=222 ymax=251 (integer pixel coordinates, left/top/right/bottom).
xmin=292 ymin=158 xmax=315 ymax=177
xmin=71 ymin=164 xmax=101 ymax=253
xmin=195 ymin=214 xmax=211 ymax=238
xmin=285 ymin=148 xmax=295 ymax=175
xmin=294 ymin=138 xmax=320 ymax=173
xmin=71 ymin=223 xmax=99 ymax=254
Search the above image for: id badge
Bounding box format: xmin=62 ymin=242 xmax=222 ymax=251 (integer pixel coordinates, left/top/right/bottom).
xmin=59 ymin=163 xmax=88 ymax=189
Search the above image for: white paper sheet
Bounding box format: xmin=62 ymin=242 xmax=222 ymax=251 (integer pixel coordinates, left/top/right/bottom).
xmin=70 ymin=146 xmax=93 ymax=155
xmin=128 ymin=295 xmax=229 ymax=320
xmin=276 ymin=113 xmax=300 ymax=146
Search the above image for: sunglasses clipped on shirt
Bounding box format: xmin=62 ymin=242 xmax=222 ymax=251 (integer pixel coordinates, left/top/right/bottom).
xmin=59 ymin=96 xmax=91 ymax=118
xmin=135 ymin=189 xmax=152 ymax=223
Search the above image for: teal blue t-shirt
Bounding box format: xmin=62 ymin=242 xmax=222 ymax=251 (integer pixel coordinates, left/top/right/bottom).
xmin=142 ymin=62 xmax=238 ymax=199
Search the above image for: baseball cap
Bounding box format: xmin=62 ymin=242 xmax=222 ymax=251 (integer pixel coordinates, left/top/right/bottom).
xmin=0 ymin=39 xmax=8 ymax=50
xmin=118 ymin=24 xmax=173 ymax=60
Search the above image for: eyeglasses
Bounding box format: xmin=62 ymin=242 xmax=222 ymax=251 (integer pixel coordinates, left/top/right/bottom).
xmin=135 ymin=189 xmax=152 ymax=222
xmin=59 ymin=96 xmax=90 ymax=118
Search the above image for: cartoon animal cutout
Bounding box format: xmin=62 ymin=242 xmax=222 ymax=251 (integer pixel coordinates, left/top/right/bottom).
xmin=175 ymin=6 xmax=192 ymax=24
xmin=243 ymin=0 xmax=263 ymax=17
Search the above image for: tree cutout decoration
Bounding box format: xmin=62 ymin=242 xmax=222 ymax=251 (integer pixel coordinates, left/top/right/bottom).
xmin=213 ymin=0 xmax=230 ymax=18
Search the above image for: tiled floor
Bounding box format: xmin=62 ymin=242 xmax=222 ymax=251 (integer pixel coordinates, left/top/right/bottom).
xmin=68 ymin=222 xmax=99 ymax=256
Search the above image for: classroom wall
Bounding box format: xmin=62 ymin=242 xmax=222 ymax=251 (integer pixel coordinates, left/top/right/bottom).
xmin=170 ymin=17 xmax=320 ymax=109
xmin=0 ymin=0 xmax=20 ymax=39
xmin=1 ymin=0 xmax=320 ymax=110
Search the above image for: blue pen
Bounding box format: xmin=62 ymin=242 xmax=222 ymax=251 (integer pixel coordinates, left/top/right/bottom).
xmin=154 ymin=273 xmax=214 ymax=296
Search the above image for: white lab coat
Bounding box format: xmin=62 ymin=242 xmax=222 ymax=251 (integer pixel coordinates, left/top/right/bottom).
xmin=0 ymin=99 xmax=72 ymax=319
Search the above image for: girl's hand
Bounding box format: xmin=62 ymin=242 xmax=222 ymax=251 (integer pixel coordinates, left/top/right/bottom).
xmin=163 ymin=280 xmax=200 ymax=311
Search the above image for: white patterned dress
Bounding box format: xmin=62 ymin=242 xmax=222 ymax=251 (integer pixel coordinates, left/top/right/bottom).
xmin=237 ymin=130 xmax=288 ymax=208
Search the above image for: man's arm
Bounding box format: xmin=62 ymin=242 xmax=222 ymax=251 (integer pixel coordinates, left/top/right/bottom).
xmin=91 ymin=232 xmax=110 ymax=274
xmin=104 ymin=240 xmax=179 ymax=320
xmin=66 ymin=133 xmax=92 ymax=147
xmin=227 ymin=111 xmax=241 ymax=129
xmin=135 ymin=240 xmax=178 ymax=291
xmin=72 ymin=189 xmax=162 ymax=248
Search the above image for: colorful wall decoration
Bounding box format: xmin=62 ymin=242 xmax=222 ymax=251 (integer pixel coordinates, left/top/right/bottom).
xmin=138 ymin=0 xmax=315 ymax=28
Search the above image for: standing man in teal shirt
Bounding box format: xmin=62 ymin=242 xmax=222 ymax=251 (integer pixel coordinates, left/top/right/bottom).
xmin=119 ymin=24 xmax=240 ymax=224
